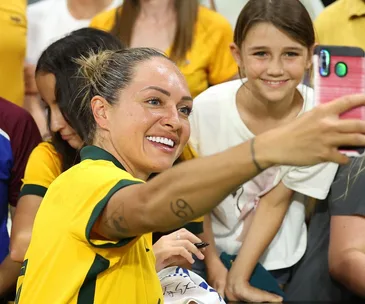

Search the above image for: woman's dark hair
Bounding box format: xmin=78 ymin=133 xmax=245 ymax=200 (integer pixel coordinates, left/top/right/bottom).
xmin=111 ymin=0 xmax=198 ymax=63
xmin=36 ymin=27 xmax=125 ymax=171
xmin=70 ymin=48 xmax=170 ymax=145
xmin=234 ymin=0 xmax=315 ymax=49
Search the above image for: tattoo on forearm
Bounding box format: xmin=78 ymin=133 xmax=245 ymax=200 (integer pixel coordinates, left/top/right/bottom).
xmin=104 ymin=201 xmax=130 ymax=236
xmin=170 ymin=199 xmax=194 ymax=220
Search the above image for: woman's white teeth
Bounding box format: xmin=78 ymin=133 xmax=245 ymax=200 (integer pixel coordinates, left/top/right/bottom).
xmin=146 ymin=136 xmax=175 ymax=147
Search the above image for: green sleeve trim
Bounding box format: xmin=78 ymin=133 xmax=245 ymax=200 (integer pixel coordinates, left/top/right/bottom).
xmin=19 ymin=184 xmax=47 ymax=198
xmin=85 ymin=179 xmax=142 ymax=248
xmin=183 ymin=221 xmax=204 ymax=235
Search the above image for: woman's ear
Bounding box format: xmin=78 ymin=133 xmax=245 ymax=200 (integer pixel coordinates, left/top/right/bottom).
xmin=91 ymin=95 xmax=110 ymax=130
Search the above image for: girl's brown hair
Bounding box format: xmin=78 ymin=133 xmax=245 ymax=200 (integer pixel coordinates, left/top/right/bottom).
xmin=111 ymin=0 xmax=198 ymax=63
xmin=234 ymin=0 xmax=315 ymax=50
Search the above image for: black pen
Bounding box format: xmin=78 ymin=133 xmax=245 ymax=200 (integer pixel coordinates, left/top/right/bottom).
xmin=194 ymin=242 xmax=209 ymax=249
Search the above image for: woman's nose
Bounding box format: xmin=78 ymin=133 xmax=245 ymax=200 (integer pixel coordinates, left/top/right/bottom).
xmin=50 ymin=109 xmax=66 ymax=133
xmin=160 ymin=107 xmax=182 ymax=131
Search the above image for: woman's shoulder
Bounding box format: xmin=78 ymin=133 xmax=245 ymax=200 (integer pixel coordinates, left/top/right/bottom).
xmin=28 ymin=141 xmax=62 ymax=172
xmin=20 ymin=141 xmax=62 ymax=197
xmin=196 ymin=5 xmax=232 ymax=32
xmin=328 ymin=157 xmax=365 ymax=216
xmin=32 ymin=141 xmax=58 ymax=157
xmin=90 ymin=6 xmax=120 ymax=31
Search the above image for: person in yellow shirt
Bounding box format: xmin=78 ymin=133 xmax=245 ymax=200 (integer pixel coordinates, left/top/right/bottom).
xmin=11 ymin=28 xmax=204 ymax=278
xmin=314 ymin=0 xmax=365 ymax=50
xmin=0 ymin=0 xmax=26 ymax=106
xmin=14 ymin=45 xmax=365 ymax=303
xmin=90 ymin=0 xmax=238 ymax=98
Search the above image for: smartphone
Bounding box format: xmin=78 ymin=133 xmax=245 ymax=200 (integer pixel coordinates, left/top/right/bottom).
xmin=194 ymin=242 xmax=209 ymax=249
xmin=313 ymin=45 xmax=365 ymax=155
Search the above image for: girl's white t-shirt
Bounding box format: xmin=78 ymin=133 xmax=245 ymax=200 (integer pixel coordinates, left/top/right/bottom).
xmin=189 ymin=79 xmax=338 ymax=270
xmin=26 ymin=0 xmax=122 ymax=64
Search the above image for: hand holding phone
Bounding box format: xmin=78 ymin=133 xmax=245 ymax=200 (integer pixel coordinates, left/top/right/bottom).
xmin=313 ymin=45 xmax=365 ymax=155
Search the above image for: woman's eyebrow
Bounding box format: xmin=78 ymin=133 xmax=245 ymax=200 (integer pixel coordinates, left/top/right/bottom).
xmin=141 ymin=86 xmax=171 ymax=96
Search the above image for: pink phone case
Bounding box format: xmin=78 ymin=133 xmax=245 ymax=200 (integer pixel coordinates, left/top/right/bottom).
xmin=313 ymin=45 xmax=365 ymax=155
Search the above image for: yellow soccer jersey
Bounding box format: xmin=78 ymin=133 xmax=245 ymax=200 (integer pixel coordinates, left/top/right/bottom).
xmin=19 ymin=141 xmax=62 ymax=198
xmin=16 ymin=145 xmax=163 ymax=304
xmin=90 ymin=5 xmax=237 ymax=97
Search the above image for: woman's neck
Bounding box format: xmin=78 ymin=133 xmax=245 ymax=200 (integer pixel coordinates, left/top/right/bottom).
xmin=94 ymin=139 xmax=149 ymax=181
xmin=138 ymin=0 xmax=175 ymax=23
xmin=67 ymin=0 xmax=113 ymax=20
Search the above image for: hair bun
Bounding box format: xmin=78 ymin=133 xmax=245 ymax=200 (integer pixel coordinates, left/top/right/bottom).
xmin=76 ymin=50 xmax=114 ymax=88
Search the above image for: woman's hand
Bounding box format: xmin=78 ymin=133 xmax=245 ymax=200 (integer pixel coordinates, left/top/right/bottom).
xmin=256 ymin=94 xmax=365 ymax=168
xmin=153 ymin=228 xmax=205 ymax=272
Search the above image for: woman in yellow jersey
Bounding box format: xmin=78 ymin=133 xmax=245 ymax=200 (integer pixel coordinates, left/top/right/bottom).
xmin=11 ymin=28 xmax=204 ymax=275
xmin=0 ymin=0 xmax=26 ymax=106
xmin=90 ymin=0 xmax=238 ymax=98
xmin=15 ymin=46 xmax=365 ymax=302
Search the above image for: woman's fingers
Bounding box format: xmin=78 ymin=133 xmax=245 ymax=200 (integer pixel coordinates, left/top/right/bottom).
xmin=334 ymin=119 xmax=365 ymax=135
xmin=325 ymin=149 xmax=350 ymax=165
xmin=173 ymin=228 xmax=202 ymax=244
xmin=323 ymin=94 xmax=365 ymax=116
xmin=330 ymin=133 xmax=365 ymax=148
xmin=173 ymin=240 xmax=205 ymax=260
xmin=168 ymin=246 xmax=195 ymax=264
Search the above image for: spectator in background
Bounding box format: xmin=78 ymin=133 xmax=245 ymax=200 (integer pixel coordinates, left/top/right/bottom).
xmin=285 ymin=157 xmax=365 ymax=302
xmin=0 ymin=0 xmax=27 ymax=106
xmin=24 ymin=0 xmax=122 ymax=138
xmin=200 ymin=0 xmax=324 ymax=27
xmin=90 ymin=0 xmax=238 ymax=98
xmin=10 ymin=28 xmax=124 ymax=267
xmin=0 ymin=98 xmax=41 ymax=301
xmin=314 ymin=0 xmax=365 ymax=50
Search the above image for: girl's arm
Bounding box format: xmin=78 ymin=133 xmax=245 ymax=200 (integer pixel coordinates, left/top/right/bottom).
xmin=226 ymin=181 xmax=293 ymax=302
xmin=203 ymin=214 xmax=228 ymax=297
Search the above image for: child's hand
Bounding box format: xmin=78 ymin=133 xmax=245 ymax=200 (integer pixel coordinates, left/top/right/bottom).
xmin=206 ymin=257 xmax=228 ymax=297
xmin=225 ymin=270 xmax=282 ymax=302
